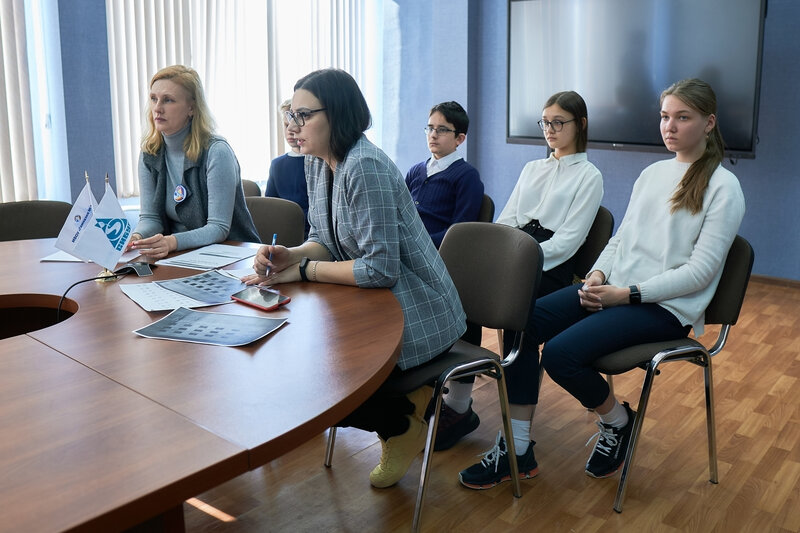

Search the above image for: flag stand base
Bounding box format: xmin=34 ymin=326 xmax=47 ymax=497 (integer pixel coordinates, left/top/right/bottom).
xmin=95 ymin=269 xmax=118 ymax=283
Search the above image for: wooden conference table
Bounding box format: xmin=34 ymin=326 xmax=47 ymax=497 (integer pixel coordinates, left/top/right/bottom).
xmin=0 ymin=239 xmax=403 ymax=531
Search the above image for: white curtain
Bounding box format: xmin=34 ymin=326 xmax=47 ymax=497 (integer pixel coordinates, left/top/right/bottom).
xmin=106 ymin=0 xmax=368 ymax=199
xmin=0 ymin=0 xmax=37 ymax=201
xmin=106 ymin=0 xmax=279 ymax=197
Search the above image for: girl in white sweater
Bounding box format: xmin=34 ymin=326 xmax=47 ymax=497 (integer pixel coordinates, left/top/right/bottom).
xmin=459 ymin=79 xmax=745 ymax=489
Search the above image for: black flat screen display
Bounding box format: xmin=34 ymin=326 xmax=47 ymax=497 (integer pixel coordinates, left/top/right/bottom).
xmin=507 ymin=0 xmax=767 ymax=158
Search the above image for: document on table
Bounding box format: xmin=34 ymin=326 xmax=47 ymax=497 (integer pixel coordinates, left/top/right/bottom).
xmin=121 ymin=270 xmax=246 ymax=311
xmin=133 ymin=306 xmax=287 ymax=346
xmin=156 ymin=244 xmax=257 ymax=270
xmin=41 ymin=249 xmax=140 ymax=263
xmin=120 ymin=282 xmax=220 ymax=312
xmin=155 ymin=269 xmax=245 ymax=304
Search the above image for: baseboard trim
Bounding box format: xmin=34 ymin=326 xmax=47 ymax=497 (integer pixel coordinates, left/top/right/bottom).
xmin=750 ymin=274 xmax=800 ymax=289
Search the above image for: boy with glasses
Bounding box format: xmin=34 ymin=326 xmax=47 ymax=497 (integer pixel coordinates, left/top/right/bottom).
xmin=405 ymin=101 xmax=484 ymax=249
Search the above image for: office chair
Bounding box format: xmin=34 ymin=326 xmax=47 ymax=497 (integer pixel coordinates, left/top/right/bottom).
xmin=478 ymin=194 xmax=495 ymax=223
xmin=503 ymin=205 xmax=615 ymax=382
xmin=592 ymin=235 xmax=754 ymax=512
xmin=241 ymin=179 xmax=262 ymax=196
xmin=569 ymin=205 xmax=615 ymax=395
xmin=324 ymin=222 xmax=543 ymax=532
xmin=572 ymin=205 xmax=614 ymax=280
xmin=244 ymin=196 xmax=305 ymax=247
xmin=0 ymin=200 xmax=73 ymax=242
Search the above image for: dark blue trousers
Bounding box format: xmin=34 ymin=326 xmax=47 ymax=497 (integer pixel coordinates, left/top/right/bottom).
xmin=505 ymin=284 xmax=690 ymax=408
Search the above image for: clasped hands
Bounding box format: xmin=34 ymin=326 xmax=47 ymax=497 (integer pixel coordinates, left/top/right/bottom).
xmin=578 ymin=271 xmax=630 ymax=312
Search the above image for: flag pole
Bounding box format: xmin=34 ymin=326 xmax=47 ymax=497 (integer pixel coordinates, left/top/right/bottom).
xmin=96 ymin=172 xmax=119 ymax=283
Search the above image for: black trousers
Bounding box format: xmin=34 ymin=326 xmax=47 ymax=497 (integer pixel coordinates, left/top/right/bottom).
xmin=337 ymin=345 xmax=452 ymax=440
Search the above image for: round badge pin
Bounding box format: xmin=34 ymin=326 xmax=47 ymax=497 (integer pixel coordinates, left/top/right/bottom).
xmin=174 ymin=184 xmax=187 ymax=203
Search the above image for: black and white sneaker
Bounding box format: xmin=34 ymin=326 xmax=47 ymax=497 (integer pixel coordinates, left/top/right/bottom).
xmin=585 ymin=402 xmax=636 ymax=478
xmin=458 ymin=432 xmax=539 ymax=490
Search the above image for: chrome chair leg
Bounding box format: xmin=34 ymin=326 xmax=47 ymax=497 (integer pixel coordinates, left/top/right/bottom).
xmin=613 ymin=364 xmax=657 ymax=513
xmin=411 ymin=384 xmax=444 ymax=533
xmin=324 ymin=427 xmax=337 ymax=467
xmin=703 ymin=354 xmax=719 ymax=483
xmin=496 ymin=363 xmax=522 ymax=498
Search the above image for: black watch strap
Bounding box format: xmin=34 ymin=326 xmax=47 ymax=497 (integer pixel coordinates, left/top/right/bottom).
xmin=299 ymin=257 xmax=309 ymax=282
xmin=629 ymin=284 xmax=641 ymax=304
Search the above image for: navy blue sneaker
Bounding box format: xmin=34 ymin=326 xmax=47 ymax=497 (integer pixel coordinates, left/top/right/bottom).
xmin=585 ymin=401 xmax=636 ymax=478
xmin=458 ymin=432 xmax=539 ymax=490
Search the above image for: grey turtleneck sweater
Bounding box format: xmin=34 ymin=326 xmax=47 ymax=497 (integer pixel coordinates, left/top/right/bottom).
xmin=135 ymin=123 xmax=258 ymax=249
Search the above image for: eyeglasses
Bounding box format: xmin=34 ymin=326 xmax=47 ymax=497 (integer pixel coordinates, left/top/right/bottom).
xmin=284 ymin=107 xmax=327 ymax=127
xmin=423 ymin=126 xmax=456 ymax=136
xmin=537 ymin=119 xmax=576 ymax=132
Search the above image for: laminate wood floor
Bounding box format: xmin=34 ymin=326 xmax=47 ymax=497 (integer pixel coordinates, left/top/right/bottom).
xmin=183 ymin=278 xmax=800 ymax=532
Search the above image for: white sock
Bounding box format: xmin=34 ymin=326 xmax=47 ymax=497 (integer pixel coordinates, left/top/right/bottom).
xmin=599 ymin=400 xmax=629 ymax=428
xmin=443 ymin=381 xmax=474 ymax=414
xmin=511 ymin=418 xmax=531 ymax=454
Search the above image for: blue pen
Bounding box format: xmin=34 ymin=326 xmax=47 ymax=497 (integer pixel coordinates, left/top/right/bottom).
xmin=266 ymin=233 xmax=277 ymax=276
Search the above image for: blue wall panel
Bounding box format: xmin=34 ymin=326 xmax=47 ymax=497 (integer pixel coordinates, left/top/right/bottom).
xmin=58 ymin=0 xmax=116 ymax=201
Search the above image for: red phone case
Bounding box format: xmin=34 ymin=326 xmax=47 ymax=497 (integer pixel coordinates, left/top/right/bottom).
xmin=231 ymin=287 xmax=291 ymax=311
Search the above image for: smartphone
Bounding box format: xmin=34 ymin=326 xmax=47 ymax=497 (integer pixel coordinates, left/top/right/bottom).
xmin=231 ymin=286 xmax=291 ymax=311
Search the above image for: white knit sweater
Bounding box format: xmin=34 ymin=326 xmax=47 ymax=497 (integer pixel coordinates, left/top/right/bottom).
xmin=592 ymin=158 xmax=746 ymax=336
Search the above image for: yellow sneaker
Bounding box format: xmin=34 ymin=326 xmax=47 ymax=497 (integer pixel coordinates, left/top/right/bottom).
xmin=406 ymin=385 xmax=433 ymax=422
xmin=369 ymin=414 xmax=428 ymax=488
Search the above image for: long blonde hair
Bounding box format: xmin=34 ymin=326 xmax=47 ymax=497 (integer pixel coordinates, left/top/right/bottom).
xmin=661 ymin=79 xmax=724 ymax=214
xmin=141 ymin=65 xmax=215 ymax=161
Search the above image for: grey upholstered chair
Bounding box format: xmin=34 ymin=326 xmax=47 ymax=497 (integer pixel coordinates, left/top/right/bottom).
xmin=241 ymin=179 xmax=262 ymax=196
xmin=244 ymin=196 xmax=305 ymax=246
xmin=506 ymin=205 xmax=615 ymax=372
xmin=592 ymin=235 xmax=754 ymax=512
xmin=324 ymin=222 xmax=543 ymax=532
xmin=0 ymin=200 xmax=73 ymax=242
xmin=572 ymin=205 xmax=614 ymax=279
xmin=477 ymin=194 xmax=495 ymax=223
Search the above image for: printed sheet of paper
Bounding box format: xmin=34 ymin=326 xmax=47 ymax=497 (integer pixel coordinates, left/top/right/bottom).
xmin=119 ymin=282 xmax=222 ymax=312
xmin=41 ymin=249 xmax=140 ymax=263
xmin=133 ymin=306 xmax=287 ymax=346
xmin=155 ymin=270 xmax=245 ymax=304
xmin=156 ymin=244 xmax=257 ymax=270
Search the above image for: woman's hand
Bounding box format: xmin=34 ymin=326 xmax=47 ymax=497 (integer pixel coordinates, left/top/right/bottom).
xmin=129 ymin=233 xmax=176 ymax=260
xmin=241 ymin=263 xmax=302 ymax=286
xmin=243 ymin=244 xmax=298 ymax=286
xmin=579 ymin=284 xmax=630 ymax=311
xmin=125 ymin=233 xmax=143 ymax=252
xmin=577 ymin=270 xmax=629 ymax=312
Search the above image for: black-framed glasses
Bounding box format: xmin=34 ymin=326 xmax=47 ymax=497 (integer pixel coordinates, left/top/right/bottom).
xmin=423 ymin=126 xmax=456 ymax=136
xmin=537 ymin=119 xmax=576 ymax=132
xmin=284 ymin=108 xmax=327 ymax=127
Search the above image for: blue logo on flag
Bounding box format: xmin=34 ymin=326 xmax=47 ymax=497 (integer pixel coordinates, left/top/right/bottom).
xmin=95 ymin=218 xmax=132 ymax=251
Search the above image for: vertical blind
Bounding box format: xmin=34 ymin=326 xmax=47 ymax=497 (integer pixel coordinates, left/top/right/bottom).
xmin=0 ymin=0 xmax=37 ymax=201
xmin=106 ymin=0 xmax=366 ymax=199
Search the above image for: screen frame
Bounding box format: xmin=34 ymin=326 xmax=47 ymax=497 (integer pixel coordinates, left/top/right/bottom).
xmin=505 ymin=0 xmax=768 ymax=159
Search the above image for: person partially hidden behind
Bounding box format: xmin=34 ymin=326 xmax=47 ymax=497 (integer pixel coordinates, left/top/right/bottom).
xmin=244 ymin=68 xmax=465 ymax=489
xmin=129 ymin=64 xmax=259 ymax=259
xmin=433 ymin=91 xmax=603 ymax=452
xmin=265 ymin=99 xmax=310 ymax=238
xmin=405 ymin=101 xmax=484 ymax=249
xmin=458 ymin=78 xmax=745 ymax=490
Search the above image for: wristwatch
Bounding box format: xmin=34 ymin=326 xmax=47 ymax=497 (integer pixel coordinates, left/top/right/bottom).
xmin=299 ymin=257 xmax=310 ymax=282
xmin=629 ymin=284 xmax=641 ymax=304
